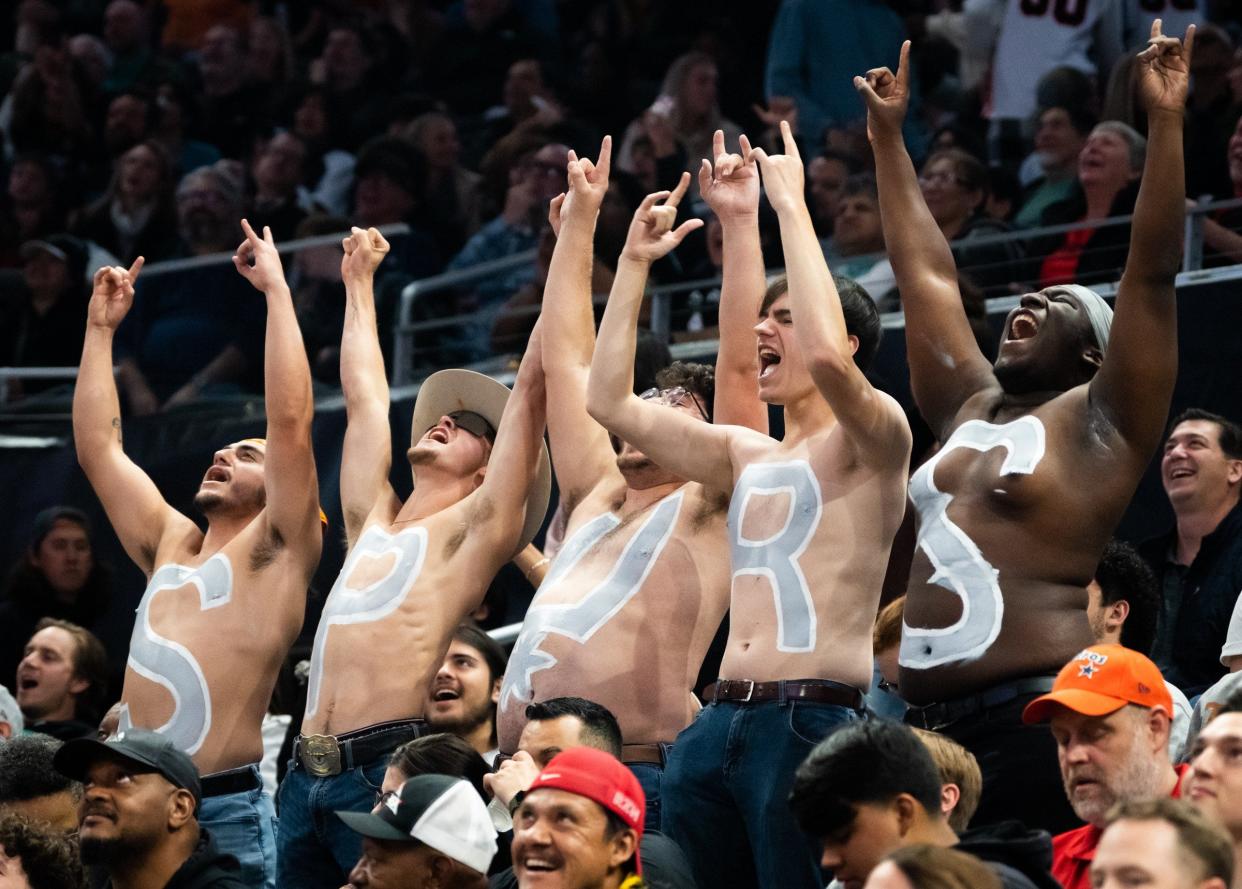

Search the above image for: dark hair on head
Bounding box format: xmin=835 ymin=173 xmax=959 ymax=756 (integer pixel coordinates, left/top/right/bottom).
xmin=452 ymin=623 xmax=507 ymax=684
xmin=1105 ymin=797 xmax=1234 ymax=885
xmin=0 ymin=814 xmax=85 ymax=889
xmin=759 ymin=274 xmax=882 ymax=371
xmin=1039 ymin=103 xmax=1098 ymax=137
xmin=1169 ymin=409 xmax=1242 ymax=461
xmin=353 ymin=135 xmax=428 ymax=204
xmin=1095 ymin=540 xmax=1159 ymax=656
xmin=1035 ymin=66 xmax=1095 ymax=118
xmin=655 ymin=361 xmax=715 ymax=422
xmin=814 ymin=148 xmax=865 ymax=175
xmin=882 ymin=844 xmax=1002 ymax=889
xmin=633 ymin=328 xmax=673 ymax=394
xmin=788 ymin=720 xmax=944 ymax=838
xmin=841 ymin=173 xmax=878 ymax=201
xmin=524 ymin=697 xmax=622 ymax=758
xmin=0 ymin=735 xmax=82 ymax=804
xmin=388 ymin=733 xmax=490 ymax=802
xmin=923 ymin=148 xmax=989 ymax=198
xmin=31 ymin=619 xmax=109 ymax=724
xmin=601 ymin=808 xmax=640 ymax=876
xmin=27 ymin=508 xmax=91 ymax=552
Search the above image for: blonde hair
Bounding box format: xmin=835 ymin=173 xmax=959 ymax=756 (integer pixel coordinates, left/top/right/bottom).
xmin=912 ymin=729 xmax=983 ymax=833
xmin=873 ymin=596 xmax=905 ymax=652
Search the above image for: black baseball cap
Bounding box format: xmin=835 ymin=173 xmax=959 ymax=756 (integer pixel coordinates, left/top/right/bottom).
xmin=54 ymin=728 xmax=202 ymax=807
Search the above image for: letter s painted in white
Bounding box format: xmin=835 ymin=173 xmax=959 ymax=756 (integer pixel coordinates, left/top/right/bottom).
xmin=900 ymin=416 xmax=1046 ymax=669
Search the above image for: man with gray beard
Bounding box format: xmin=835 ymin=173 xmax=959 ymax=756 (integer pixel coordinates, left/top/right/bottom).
xmin=1022 ymin=644 xmax=1188 ymax=889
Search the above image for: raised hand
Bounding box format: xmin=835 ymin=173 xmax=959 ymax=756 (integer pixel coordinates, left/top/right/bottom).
xmin=88 ymin=257 xmax=144 ymax=330
xmin=854 ymin=40 xmax=911 ymax=141
xmin=561 ymin=135 xmax=612 ymax=222
xmin=619 ymin=173 xmax=705 ymax=264
xmin=750 ymin=121 xmax=805 ymax=215
xmin=232 ymin=219 xmax=286 ymax=293
xmin=547 ymin=192 xmax=566 ymax=239
xmin=340 ymin=226 xmax=391 ymax=283
xmin=699 ymin=129 xmax=760 ymax=222
xmin=1136 ymin=20 xmax=1194 ymax=116
xmin=752 ymin=96 xmax=799 ymax=135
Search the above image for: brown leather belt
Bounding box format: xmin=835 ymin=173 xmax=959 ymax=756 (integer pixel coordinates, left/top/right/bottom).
xmin=711 ymin=678 xmax=865 ymax=710
xmin=294 ymin=718 xmax=426 ymax=778
xmin=621 ymin=743 xmax=667 ymax=766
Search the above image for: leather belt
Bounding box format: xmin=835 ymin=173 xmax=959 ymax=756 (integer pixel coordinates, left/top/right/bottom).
xmin=904 ymin=676 xmax=1057 ymax=731
xmin=201 ymin=765 xmax=262 ymax=798
xmin=711 ymin=678 xmax=865 ymax=710
xmin=621 ymin=743 xmax=668 ymax=766
xmin=294 ymin=719 xmax=425 ymax=778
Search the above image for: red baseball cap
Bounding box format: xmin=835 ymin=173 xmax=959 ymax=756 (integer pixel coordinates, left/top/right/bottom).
xmin=1022 ymin=644 xmax=1174 ymax=724
xmin=527 ymin=747 xmax=645 ymax=874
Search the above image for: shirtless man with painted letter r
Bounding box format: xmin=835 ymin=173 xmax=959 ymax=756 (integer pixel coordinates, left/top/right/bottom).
xmin=73 ymin=221 xmax=323 ymax=889
xmin=275 ymin=226 xmax=550 ymax=889
xmin=495 ymin=135 xmax=767 ymax=830
xmin=856 ymin=26 xmax=1191 ymax=833
xmin=587 ymin=121 xmax=912 ymax=889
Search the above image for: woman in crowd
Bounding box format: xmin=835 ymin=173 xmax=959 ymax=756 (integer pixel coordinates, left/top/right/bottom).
xmin=72 ymin=140 xmax=179 ymax=265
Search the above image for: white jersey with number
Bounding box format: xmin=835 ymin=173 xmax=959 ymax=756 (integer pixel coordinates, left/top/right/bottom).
xmin=991 ymin=0 xmax=1126 ymax=121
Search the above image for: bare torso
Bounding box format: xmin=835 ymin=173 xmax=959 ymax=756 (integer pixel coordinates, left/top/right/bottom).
xmin=899 ymin=391 xmax=1146 ymax=705
xmin=120 ymin=520 xmax=307 ymax=774
xmin=721 ymin=426 xmax=908 ymax=689
xmin=497 ymin=482 xmax=731 ymax=752
xmin=302 ymin=501 xmax=491 ymax=737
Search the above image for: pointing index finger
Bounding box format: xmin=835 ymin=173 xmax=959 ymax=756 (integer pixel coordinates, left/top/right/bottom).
xmin=666 ymin=171 xmax=691 ymax=208
xmin=713 ymin=129 xmax=725 ymax=162
xmin=240 ymin=218 xmax=259 ymax=243
xmin=597 ymin=135 xmax=612 ymax=178
xmin=781 ymin=120 xmax=799 ymax=158
xmin=897 ymin=40 xmax=911 ymax=89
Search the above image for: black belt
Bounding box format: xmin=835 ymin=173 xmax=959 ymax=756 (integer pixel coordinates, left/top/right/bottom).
xmin=904 ymin=676 xmax=1057 ymax=731
xmin=711 ymin=678 xmax=865 ymax=710
xmin=202 ymin=765 xmax=262 ymax=798
xmin=294 ymin=719 xmax=426 ymax=778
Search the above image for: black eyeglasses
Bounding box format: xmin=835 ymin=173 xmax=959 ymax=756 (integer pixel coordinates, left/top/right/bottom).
xmin=374 ymin=789 xmax=398 ymax=808
xmin=639 ymin=386 xmax=710 ymax=423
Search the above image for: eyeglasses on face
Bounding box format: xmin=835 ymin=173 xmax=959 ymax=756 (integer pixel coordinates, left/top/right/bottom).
xmin=639 ymin=386 xmax=709 ymax=422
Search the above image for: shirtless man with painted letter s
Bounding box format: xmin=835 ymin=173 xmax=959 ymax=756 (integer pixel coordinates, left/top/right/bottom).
xmin=494 ymin=135 xmax=767 ymax=831
xmin=73 ymin=221 xmax=323 ymax=889
xmin=587 ymin=121 xmax=912 ymax=889
xmin=276 ymin=226 xmax=550 ymax=889
xmin=856 ymin=27 xmax=1191 ymax=833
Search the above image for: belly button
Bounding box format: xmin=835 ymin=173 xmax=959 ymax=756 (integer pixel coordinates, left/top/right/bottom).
xmin=741 ymin=642 xmax=750 ymax=651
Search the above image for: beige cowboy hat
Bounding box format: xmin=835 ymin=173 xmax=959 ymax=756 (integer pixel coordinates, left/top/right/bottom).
xmin=410 ymin=368 xmax=551 ymax=551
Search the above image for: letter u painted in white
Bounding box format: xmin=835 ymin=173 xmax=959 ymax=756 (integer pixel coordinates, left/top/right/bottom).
xmin=900 ymin=416 xmax=1046 ymax=669
xmin=500 ymin=492 xmax=684 ymax=712
xmin=728 ymin=461 xmax=822 ymax=653
xmin=119 ymin=554 xmax=233 ymax=754
xmin=305 ymin=524 xmax=427 ymax=718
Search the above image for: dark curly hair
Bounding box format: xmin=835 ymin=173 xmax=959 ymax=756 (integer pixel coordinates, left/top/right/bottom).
xmin=654 ymin=361 xmax=715 ymax=422
xmin=0 ymin=814 xmax=85 ymax=889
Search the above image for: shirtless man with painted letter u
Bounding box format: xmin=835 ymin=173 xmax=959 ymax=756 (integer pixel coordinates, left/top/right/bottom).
xmin=857 ymin=26 xmax=1191 ymax=834
xmin=587 ymin=122 xmax=912 ymax=889
xmin=73 ymin=221 xmax=323 ymax=889
xmin=275 ymin=227 xmax=550 ymax=889
xmin=494 ymin=135 xmax=766 ymax=831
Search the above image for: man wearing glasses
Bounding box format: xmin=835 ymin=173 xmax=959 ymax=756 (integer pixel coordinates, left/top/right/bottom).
xmin=276 ymin=227 xmax=550 ymax=889
xmin=497 ymin=135 xmax=768 ymax=833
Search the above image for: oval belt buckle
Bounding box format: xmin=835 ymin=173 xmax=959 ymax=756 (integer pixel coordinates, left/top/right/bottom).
xmin=303 ymin=734 xmax=342 ymax=777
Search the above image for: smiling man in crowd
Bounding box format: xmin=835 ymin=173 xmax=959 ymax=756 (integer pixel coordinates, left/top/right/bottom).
xmin=16 ymin=620 xmax=109 ymax=741
xmin=426 ymin=624 xmax=507 ymax=763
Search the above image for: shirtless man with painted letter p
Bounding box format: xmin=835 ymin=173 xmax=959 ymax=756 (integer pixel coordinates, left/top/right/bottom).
xmin=856 ymin=27 xmax=1191 ymax=834
xmin=73 ymin=221 xmax=323 ymax=889
xmin=275 ymin=227 xmax=550 ymax=889
xmin=587 ymin=122 xmax=912 ymax=889
xmin=495 ymin=135 xmax=766 ymax=830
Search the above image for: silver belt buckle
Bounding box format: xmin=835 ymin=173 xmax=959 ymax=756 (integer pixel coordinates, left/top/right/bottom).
xmin=301 ymin=734 xmax=343 ymax=777
xmin=740 ymin=680 xmax=755 ymax=703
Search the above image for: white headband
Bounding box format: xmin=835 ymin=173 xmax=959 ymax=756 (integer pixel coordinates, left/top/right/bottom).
xmin=1053 ymin=284 xmax=1113 ymax=354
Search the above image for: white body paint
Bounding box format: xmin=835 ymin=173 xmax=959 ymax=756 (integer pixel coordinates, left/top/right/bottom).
xmin=499 ymin=492 xmax=685 ymax=713
xmin=120 ymin=554 xmax=234 ymax=754
xmin=900 ymin=416 xmax=1047 ymax=670
xmin=305 ymin=524 xmax=428 ymax=718
xmin=728 ymin=461 xmax=823 ymax=653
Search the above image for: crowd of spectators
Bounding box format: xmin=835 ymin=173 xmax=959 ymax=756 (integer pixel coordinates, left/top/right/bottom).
xmin=1 ymin=0 xmax=1240 ymax=408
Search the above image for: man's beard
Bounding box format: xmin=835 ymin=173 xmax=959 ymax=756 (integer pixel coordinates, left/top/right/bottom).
xmin=430 ymin=699 xmax=493 ymax=736
xmin=80 ymin=834 xmax=131 ymax=866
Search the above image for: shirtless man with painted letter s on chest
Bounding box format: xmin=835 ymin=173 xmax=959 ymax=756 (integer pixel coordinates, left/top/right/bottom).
xmin=856 ymin=27 xmax=1192 ymax=833
xmin=587 ymin=121 xmax=912 ymax=889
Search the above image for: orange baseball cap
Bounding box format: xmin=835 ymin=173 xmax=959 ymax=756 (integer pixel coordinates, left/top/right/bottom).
xmin=1022 ymin=644 xmax=1173 ymax=724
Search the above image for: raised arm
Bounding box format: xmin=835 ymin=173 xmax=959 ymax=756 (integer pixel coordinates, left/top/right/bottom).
xmin=752 ymin=122 xmax=912 ymax=467
xmin=1090 ymin=22 xmax=1192 ymax=451
xmin=856 ymin=42 xmax=997 ymax=437
xmin=586 ymin=179 xmax=737 ymax=493
xmin=538 ymin=137 xmax=625 ymax=510
xmin=73 ymin=260 xmax=188 ymax=573
xmin=699 ymin=129 xmax=768 ymax=433
xmin=232 ymin=220 xmax=322 ymax=561
xmin=465 ymin=324 xmax=548 ymax=562
xmin=339 ymin=227 xmax=396 ymax=545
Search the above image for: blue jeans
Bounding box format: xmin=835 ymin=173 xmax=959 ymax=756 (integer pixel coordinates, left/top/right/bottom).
xmin=628 ymin=761 xmax=665 ymax=833
xmin=276 ymin=758 xmax=388 ymax=889
xmin=198 ymin=767 xmax=277 ymax=889
xmin=662 ymin=700 xmax=861 ymax=889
